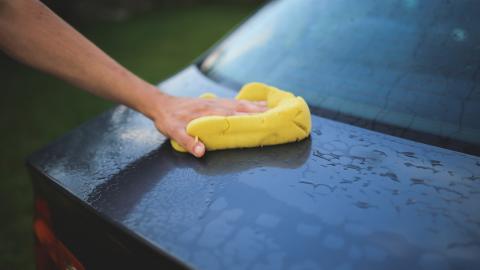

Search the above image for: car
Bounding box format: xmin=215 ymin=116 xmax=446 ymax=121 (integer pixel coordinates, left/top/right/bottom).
xmin=27 ymin=0 xmax=480 ymax=269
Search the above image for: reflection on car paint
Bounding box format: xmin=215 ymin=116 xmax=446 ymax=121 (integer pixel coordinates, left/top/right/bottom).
xmin=29 ymin=66 xmax=480 ymax=270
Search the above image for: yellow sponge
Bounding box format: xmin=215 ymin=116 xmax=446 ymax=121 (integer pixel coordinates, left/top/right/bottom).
xmin=171 ymin=82 xmax=311 ymax=152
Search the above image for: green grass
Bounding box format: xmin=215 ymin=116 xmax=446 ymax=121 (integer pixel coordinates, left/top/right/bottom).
xmin=0 ymin=5 xmax=256 ymax=269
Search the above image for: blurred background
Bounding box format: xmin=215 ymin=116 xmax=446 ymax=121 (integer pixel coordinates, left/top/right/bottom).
xmin=0 ymin=0 xmax=262 ymax=269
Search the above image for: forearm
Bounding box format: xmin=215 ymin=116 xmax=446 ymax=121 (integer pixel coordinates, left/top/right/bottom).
xmin=0 ymin=0 xmax=165 ymax=118
xmin=0 ymin=0 xmax=267 ymax=157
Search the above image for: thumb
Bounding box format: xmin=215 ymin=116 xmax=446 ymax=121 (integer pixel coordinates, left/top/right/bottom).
xmin=174 ymin=129 xmax=205 ymax=158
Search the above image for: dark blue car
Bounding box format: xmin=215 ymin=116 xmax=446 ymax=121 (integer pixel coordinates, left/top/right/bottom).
xmin=28 ymin=0 xmax=480 ymax=269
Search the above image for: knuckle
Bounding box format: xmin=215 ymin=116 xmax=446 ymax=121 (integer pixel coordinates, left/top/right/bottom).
xmin=235 ymin=101 xmax=246 ymax=109
xmin=171 ymin=127 xmax=185 ymax=138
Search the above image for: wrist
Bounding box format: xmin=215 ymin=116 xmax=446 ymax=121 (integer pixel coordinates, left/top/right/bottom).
xmin=138 ymin=85 xmax=173 ymax=123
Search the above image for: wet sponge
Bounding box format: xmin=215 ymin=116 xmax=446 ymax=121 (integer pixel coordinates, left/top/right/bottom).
xmin=171 ymin=82 xmax=311 ymax=152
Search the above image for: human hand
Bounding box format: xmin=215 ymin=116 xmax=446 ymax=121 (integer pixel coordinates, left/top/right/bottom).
xmin=0 ymin=0 xmax=266 ymax=159
xmin=148 ymin=93 xmax=268 ymax=158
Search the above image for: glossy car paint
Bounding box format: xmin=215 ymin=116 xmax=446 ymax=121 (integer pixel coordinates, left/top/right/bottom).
xmin=28 ymin=66 xmax=480 ymax=270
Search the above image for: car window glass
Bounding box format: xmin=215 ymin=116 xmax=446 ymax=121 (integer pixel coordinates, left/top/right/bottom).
xmin=202 ymin=0 xmax=480 ymax=154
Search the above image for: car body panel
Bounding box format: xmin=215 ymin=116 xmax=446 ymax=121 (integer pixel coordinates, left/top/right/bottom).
xmin=28 ymin=66 xmax=480 ymax=270
xmin=202 ymin=0 xmax=480 ymax=156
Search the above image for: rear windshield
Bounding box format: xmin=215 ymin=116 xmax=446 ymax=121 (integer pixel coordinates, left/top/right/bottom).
xmin=201 ymin=0 xmax=480 ymax=155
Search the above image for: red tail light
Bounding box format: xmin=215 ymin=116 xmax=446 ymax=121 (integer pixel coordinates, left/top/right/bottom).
xmin=34 ymin=197 xmax=85 ymax=270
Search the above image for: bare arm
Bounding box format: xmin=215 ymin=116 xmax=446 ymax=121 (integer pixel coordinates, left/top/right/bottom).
xmin=0 ymin=0 xmax=266 ymax=157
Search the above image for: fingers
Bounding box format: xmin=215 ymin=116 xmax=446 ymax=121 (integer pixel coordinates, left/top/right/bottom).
xmin=233 ymin=112 xmax=252 ymax=116
xmin=190 ymin=99 xmax=267 ymax=118
xmin=253 ymin=101 xmax=268 ymax=106
xmin=172 ymin=128 xmax=205 ymax=158
xmin=155 ymin=97 xmax=269 ymax=158
xmin=235 ymin=100 xmax=268 ymax=113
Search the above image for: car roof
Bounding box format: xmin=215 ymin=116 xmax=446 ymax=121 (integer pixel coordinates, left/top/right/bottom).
xmin=28 ymin=66 xmax=480 ymax=270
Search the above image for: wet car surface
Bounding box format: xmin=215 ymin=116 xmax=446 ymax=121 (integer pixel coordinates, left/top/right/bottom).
xmin=28 ymin=0 xmax=480 ymax=269
xmin=29 ymin=66 xmax=480 ymax=269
